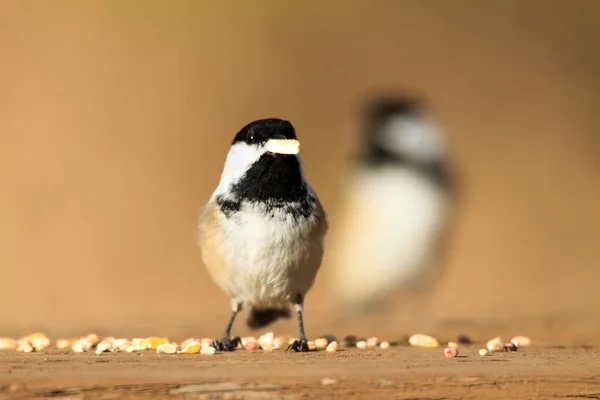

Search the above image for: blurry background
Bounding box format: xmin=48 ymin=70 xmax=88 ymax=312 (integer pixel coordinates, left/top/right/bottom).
xmin=1 ymin=0 xmax=599 ymax=342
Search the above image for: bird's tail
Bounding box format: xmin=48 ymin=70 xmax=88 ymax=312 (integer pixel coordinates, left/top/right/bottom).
xmin=246 ymin=307 xmax=291 ymax=329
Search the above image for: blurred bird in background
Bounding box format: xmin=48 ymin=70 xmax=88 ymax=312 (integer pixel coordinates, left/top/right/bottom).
xmin=329 ymin=94 xmax=455 ymax=316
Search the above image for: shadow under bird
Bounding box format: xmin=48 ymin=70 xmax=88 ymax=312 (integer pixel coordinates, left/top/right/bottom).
xmin=329 ymin=96 xmax=454 ymax=315
xmin=197 ymin=118 xmax=328 ymax=352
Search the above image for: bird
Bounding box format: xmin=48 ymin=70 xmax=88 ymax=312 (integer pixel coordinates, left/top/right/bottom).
xmin=328 ymin=95 xmax=454 ymax=315
xmin=197 ymin=118 xmax=328 ymax=352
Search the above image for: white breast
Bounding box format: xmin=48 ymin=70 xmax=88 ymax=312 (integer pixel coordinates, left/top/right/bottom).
xmin=329 ymin=167 xmax=449 ymax=308
xmin=216 ymin=201 xmax=324 ymax=308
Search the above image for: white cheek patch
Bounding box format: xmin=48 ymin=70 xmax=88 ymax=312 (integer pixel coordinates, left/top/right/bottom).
xmin=379 ymin=115 xmax=446 ymax=163
xmin=213 ymin=142 xmax=266 ymax=197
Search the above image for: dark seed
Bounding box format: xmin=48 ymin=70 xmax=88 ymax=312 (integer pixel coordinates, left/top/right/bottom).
xmin=504 ymin=342 xmax=518 ymax=352
xmin=457 ymin=334 xmax=471 ymax=345
xmin=341 ymin=335 xmax=358 ymax=348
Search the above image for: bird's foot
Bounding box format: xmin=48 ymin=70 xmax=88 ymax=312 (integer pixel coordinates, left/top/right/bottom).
xmin=211 ymin=336 xmax=241 ymax=351
xmin=286 ymin=338 xmax=310 ymax=352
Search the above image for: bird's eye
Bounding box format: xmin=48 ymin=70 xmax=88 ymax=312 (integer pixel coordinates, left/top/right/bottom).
xmin=248 ymin=134 xmax=254 ymax=141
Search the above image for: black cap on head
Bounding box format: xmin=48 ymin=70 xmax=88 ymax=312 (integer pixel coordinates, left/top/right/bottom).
xmin=357 ymin=94 xmax=452 ymax=190
xmin=362 ymin=96 xmax=424 ymax=139
xmin=232 ymin=118 xmax=297 ymax=145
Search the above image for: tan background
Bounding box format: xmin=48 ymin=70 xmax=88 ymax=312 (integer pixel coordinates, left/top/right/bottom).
xmin=1 ymin=1 xmax=599 ymax=342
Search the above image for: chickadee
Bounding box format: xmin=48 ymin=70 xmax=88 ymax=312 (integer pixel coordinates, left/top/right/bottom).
xmin=197 ymin=118 xmax=328 ymax=352
xmin=329 ymin=96 xmax=453 ymax=315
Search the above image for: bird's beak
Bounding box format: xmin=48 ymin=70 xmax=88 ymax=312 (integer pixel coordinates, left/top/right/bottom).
xmin=265 ymin=139 xmax=301 ymax=155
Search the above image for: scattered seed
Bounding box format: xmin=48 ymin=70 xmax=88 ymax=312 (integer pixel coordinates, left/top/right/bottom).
xmin=380 ymin=341 xmax=390 ymax=349
xmin=510 ymin=336 xmax=531 ymax=348
xmin=486 ymin=337 xmax=504 ymax=353
xmin=504 ymin=342 xmax=518 ymax=352
xmin=273 ymin=336 xmax=287 ymax=349
xmin=341 ymin=335 xmax=358 ymax=348
xmin=457 ymin=334 xmax=471 ymax=345
xmin=479 ymin=349 xmax=488 ymax=356
xmin=314 ymin=338 xmax=329 ymax=350
xmin=258 ymin=332 xmax=275 ymax=348
xmin=180 ymin=338 xmax=199 ymax=349
xmin=243 ymin=337 xmax=258 ymax=347
xmin=366 ymin=337 xmax=379 ymax=348
xmin=19 ymin=333 xmax=50 ymax=352
xmin=200 ymin=346 xmax=216 ymax=355
xmin=156 ymin=343 xmax=177 ymax=354
xmin=0 ymin=337 xmax=17 ymax=350
xmin=261 ymin=343 xmax=275 ymax=351
xmin=95 ymin=342 xmax=114 ymax=355
xmin=86 ymin=334 xmax=100 ymax=346
xmin=72 ymin=342 xmax=87 ymax=353
xmin=56 ymin=339 xmax=72 ymax=350
xmin=356 ymin=340 xmax=367 ymax=350
xmin=320 ymin=377 xmax=337 ymax=386
xmin=113 ymin=339 xmax=132 ymax=352
xmin=325 ymin=341 xmax=338 ymax=352
xmin=444 ymin=347 xmax=458 ymax=358
xmin=245 ymin=341 xmax=258 ymax=351
xmin=142 ymin=337 xmax=169 ymax=350
xmin=409 ymin=334 xmax=440 ymax=348
xmin=16 ymin=340 xmax=33 ymax=353
xmin=178 ymin=342 xmax=201 ymax=354
xmin=447 ymin=341 xmax=459 ymax=349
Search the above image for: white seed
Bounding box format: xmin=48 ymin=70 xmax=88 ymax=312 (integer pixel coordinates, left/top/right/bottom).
xmin=261 ymin=343 xmax=275 ymax=352
xmin=113 ymin=339 xmax=132 ymax=352
xmin=72 ymin=342 xmax=87 ymax=353
xmin=241 ymin=337 xmax=256 ymax=347
xmin=510 ymin=336 xmax=531 ymax=348
xmin=447 ymin=341 xmax=459 ymax=349
xmin=315 ymin=338 xmax=329 ymax=350
xmin=131 ymin=338 xmax=147 ymax=351
xmin=16 ymin=340 xmax=33 ymax=353
xmin=308 ymin=341 xmax=317 ymax=351
xmin=356 ymin=340 xmax=367 ymax=349
xmin=479 ymin=348 xmax=489 ymax=356
xmin=366 ymin=337 xmax=379 ymax=348
xmin=380 ymin=341 xmax=390 ymax=349
xmin=86 ymin=333 xmax=100 ymax=346
xmin=56 ymin=339 xmax=72 ymax=350
xmin=258 ymin=332 xmax=275 ymax=347
xmin=320 ymin=377 xmax=338 ymax=386
xmin=409 ymin=334 xmax=440 ymax=348
xmin=486 ymin=337 xmax=504 ymax=353
xmin=95 ymin=342 xmax=114 ymax=355
xmin=273 ymin=336 xmax=287 ymax=349
xmin=200 ymin=346 xmax=216 ymax=355
xmin=156 ymin=343 xmax=177 ymax=354
xmin=0 ymin=337 xmax=17 ymax=350
xmin=325 ymin=341 xmax=338 ymax=352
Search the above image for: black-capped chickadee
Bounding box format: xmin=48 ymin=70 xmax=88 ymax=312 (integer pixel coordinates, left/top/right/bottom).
xmin=198 ymin=118 xmax=328 ymax=352
xmin=329 ymin=96 xmax=453 ymax=315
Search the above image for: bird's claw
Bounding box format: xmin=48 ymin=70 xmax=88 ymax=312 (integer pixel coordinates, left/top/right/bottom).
xmin=286 ymin=339 xmax=310 ymax=352
xmin=211 ymin=336 xmax=241 ymax=351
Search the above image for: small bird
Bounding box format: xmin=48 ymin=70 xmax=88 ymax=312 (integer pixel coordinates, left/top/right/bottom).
xmin=329 ymin=96 xmax=454 ymax=315
xmin=197 ymin=118 xmax=328 ymax=352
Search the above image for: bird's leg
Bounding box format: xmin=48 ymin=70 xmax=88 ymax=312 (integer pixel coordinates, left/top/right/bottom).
xmin=212 ymin=301 xmax=241 ymax=351
xmin=286 ymin=294 xmax=310 ymax=352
